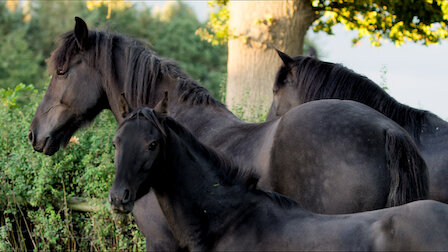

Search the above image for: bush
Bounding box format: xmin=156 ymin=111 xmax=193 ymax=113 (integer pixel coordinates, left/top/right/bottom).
xmin=0 ymin=84 xmax=145 ymax=250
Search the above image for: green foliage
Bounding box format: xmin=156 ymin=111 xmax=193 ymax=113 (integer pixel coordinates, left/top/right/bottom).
xmin=24 ymin=1 xmax=90 ymax=61
xmin=312 ymin=0 xmax=448 ymax=46
xmin=379 ymin=65 xmax=389 ymax=91
xmin=0 ymin=85 xmax=144 ymax=250
xmin=230 ymin=89 xmax=268 ymax=123
xmin=0 ymin=3 xmax=45 ymax=90
xmin=0 ymin=84 xmax=36 ymax=108
xmin=196 ymin=0 xmax=234 ymax=46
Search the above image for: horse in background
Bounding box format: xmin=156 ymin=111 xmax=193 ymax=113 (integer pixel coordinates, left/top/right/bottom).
xmin=110 ymin=103 xmax=448 ymax=251
xmin=29 ymin=17 xmax=429 ymax=250
xmin=268 ymin=50 xmax=448 ymax=204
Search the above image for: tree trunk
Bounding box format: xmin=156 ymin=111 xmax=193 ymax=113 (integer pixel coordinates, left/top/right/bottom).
xmin=226 ymin=0 xmax=316 ymax=119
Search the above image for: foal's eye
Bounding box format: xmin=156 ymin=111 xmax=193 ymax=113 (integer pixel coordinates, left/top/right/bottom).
xmin=148 ymin=141 xmax=158 ymax=151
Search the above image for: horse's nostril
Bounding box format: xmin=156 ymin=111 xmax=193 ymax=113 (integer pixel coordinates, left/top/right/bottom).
xmin=28 ymin=130 xmax=34 ymax=145
xmin=122 ymin=189 xmax=131 ymax=204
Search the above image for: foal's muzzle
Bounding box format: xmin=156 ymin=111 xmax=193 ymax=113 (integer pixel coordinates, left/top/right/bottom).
xmin=109 ymin=188 xmax=134 ymax=214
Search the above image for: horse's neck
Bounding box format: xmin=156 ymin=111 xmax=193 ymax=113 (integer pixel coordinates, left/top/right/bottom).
xmin=169 ymin=101 xmax=241 ymax=139
xmin=419 ymin=113 xmax=448 ymax=146
xmin=168 ymin=99 xmax=279 ymax=189
xmin=152 ymin=132 xmax=256 ymax=250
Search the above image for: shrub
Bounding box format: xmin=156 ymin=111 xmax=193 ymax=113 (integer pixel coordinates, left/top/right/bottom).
xmin=0 ymin=84 xmax=145 ymax=250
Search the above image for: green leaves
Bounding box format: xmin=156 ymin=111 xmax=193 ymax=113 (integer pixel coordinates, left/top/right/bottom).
xmin=0 ymin=84 xmax=143 ymax=250
xmin=196 ymin=1 xmax=234 ymax=46
xmin=0 ymin=84 xmax=36 ymax=108
xmin=312 ymin=0 xmax=448 ymax=46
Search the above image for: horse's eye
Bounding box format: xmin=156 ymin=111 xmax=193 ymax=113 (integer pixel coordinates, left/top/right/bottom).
xmin=148 ymin=141 xmax=158 ymax=151
xmin=273 ymin=88 xmax=279 ymax=94
xmin=56 ymin=67 xmax=69 ymax=77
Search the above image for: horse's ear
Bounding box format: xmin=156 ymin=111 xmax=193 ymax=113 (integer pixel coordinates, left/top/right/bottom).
xmin=74 ymin=17 xmax=89 ymax=50
xmin=154 ymin=92 xmax=169 ymax=117
xmin=119 ymin=93 xmax=132 ymax=118
xmin=275 ymin=48 xmax=294 ymax=66
xmin=306 ymin=46 xmax=318 ymax=58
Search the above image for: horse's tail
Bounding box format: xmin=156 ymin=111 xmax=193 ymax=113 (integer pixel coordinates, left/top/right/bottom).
xmin=385 ymin=129 xmax=429 ymax=207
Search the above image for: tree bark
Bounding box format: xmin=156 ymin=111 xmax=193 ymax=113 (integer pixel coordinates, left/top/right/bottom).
xmin=226 ymin=0 xmax=316 ymax=119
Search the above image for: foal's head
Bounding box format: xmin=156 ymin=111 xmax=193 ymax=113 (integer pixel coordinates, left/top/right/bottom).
xmin=29 ymin=17 xmax=107 ymax=155
xmin=109 ymin=94 xmax=168 ymax=213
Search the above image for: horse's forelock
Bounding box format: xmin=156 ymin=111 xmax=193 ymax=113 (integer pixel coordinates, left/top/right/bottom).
xmin=119 ymin=107 xmax=166 ymax=136
xmin=48 ymin=32 xmax=78 ymax=74
xmin=274 ymin=56 xmax=317 ymax=90
xmin=273 ymin=65 xmax=290 ymax=90
xmin=48 ymin=30 xmax=113 ymax=74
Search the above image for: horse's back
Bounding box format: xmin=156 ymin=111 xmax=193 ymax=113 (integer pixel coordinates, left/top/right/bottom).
xmin=369 ymin=200 xmax=448 ymax=250
xmin=293 ymin=200 xmax=448 ymax=251
xmin=270 ymin=100 xmax=415 ymax=213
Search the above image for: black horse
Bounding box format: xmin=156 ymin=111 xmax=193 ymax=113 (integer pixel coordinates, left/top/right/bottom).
xmin=29 ymin=17 xmax=428 ymax=250
xmin=110 ymin=101 xmax=448 ymax=251
xmin=268 ymin=50 xmax=448 ymax=203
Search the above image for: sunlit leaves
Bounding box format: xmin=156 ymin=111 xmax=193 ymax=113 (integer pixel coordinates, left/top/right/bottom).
xmin=313 ymin=0 xmax=448 ymax=46
xmin=5 ymin=0 xmax=19 ymax=12
xmin=86 ymin=0 xmax=131 ymax=18
xmin=196 ymin=0 xmax=234 ymax=45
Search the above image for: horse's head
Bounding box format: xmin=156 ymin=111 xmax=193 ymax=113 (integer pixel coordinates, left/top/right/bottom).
xmin=109 ymin=94 xmax=168 ymax=213
xmin=29 ymin=17 xmax=107 ymax=155
xmin=266 ymin=49 xmax=301 ymax=120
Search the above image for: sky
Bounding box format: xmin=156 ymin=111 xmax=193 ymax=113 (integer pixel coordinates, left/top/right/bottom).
xmin=150 ymin=1 xmax=448 ymax=119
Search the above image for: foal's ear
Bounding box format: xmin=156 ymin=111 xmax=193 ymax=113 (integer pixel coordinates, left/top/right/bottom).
xmin=275 ymin=49 xmax=294 ymax=66
xmin=74 ymin=17 xmax=89 ymax=50
xmin=119 ymin=93 xmax=132 ymax=118
xmin=154 ymin=92 xmax=169 ymax=117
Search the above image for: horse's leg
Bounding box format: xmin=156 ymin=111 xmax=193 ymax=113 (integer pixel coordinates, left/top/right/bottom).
xmin=133 ymin=191 xmax=179 ymax=251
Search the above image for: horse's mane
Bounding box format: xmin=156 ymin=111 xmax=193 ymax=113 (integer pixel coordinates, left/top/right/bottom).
xmin=274 ymin=56 xmax=428 ymax=140
xmin=49 ymin=30 xmax=225 ymax=109
xmin=167 ymin=115 xmax=259 ymax=189
xmin=176 ymin=77 xmax=226 ymax=108
xmin=263 ymin=191 xmax=298 ymax=209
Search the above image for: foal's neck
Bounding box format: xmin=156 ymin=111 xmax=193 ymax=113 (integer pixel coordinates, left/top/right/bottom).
xmin=152 ymin=128 xmax=256 ymax=250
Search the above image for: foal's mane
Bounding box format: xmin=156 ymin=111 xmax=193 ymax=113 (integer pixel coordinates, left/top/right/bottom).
xmin=120 ymin=107 xmax=258 ymax=189
xmin=274 ymin=56 xmax=428 ymax=140
xmin=120 ymin=108 xmax=298 ymax=209
xmin=49 ymin=30 xmax=225 ymax=109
